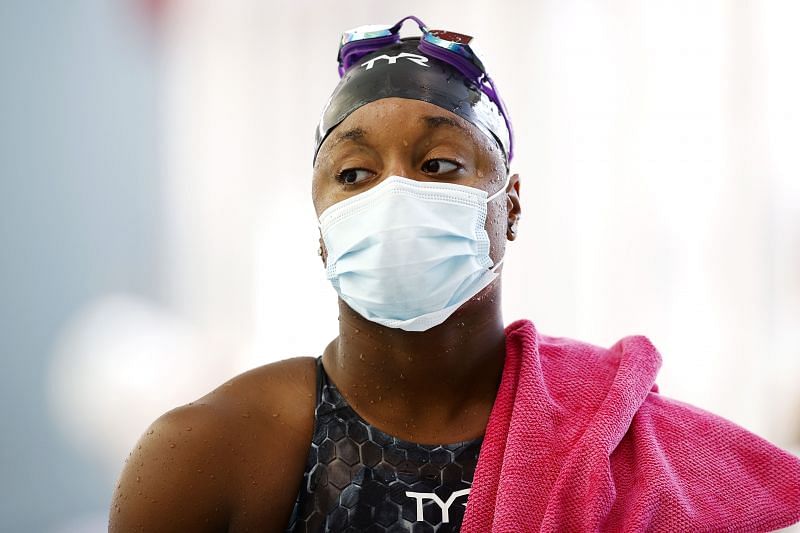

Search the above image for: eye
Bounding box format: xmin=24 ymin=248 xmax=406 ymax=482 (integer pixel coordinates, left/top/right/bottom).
xmin=336 ymin=168 xmax=374 ymax=185
xmin=421 ymin=158 xmax=461 ymax=175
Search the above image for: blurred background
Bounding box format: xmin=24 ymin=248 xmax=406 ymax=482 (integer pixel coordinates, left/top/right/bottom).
xmin=1 ymin=0 xmax=798 ymax=531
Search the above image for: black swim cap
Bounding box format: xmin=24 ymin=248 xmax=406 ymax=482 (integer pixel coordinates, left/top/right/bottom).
xmin=313 ymin=38 xmax=511 ymax=168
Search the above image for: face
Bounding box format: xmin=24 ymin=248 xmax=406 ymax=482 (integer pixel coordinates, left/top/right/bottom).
xmin=312 ymin=97 xmax=521 ymax=265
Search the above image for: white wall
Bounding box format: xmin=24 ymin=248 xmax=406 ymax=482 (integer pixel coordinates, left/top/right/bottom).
xmin=156 ymin=0 xmax=800 ymax=448
xmin=42 ymin=2 xmax=800 ymax=529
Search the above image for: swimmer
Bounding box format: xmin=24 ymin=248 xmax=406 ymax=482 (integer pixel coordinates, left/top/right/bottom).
xmin=110 ymin=16 xmax=800 ymax=532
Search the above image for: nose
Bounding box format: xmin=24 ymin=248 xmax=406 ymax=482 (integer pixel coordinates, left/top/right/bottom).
xmin=379 ymin=152 xmax=418 ymax=182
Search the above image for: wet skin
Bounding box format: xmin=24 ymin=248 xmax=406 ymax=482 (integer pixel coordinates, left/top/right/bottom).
xmin=109 ymin=97 xmax=522 ymax=532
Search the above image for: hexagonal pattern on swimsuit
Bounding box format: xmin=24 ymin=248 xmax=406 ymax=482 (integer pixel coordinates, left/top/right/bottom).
xmin=285 ymin=358 xmax=483 ymax=532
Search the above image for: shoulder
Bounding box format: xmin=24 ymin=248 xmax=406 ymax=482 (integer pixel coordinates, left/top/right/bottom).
xmin=510 ymin=320 xmax=661 ymax=376
xmin=537 ymin=330 xmax=659 ymax=370
xmin=531 ymin=326 xmax=662 ymax=409
xmin=110 ymin=356 xmax=318 ymax=532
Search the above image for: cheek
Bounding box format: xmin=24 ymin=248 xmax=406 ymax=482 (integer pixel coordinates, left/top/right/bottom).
xmin=311 ymin=176 xmax=337 ymax=217
xmin=484 ymin=199 xmax=508 ymax=263
xmin=311 ymin=176 xmax=323 ymax=215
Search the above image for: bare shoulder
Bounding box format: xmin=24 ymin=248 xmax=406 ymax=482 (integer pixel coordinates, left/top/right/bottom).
xmin=110 ymin=356 xmax=318 ymax=533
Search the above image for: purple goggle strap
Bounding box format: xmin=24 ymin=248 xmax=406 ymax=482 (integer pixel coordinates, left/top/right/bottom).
xmin=338 ymin=34 xmax=399 ymax=77
xmin=336 ymin=15 xmax=515 ymax=161
xmin=338 ymin=16 xmax=430 ymax=77
xmin=416 ymin=38 xmax=514 ymax=161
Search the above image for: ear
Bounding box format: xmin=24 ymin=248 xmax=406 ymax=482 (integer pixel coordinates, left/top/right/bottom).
xmin=318 ymin=231 xmax=328 ymax=266
xmin=506 ymin=173 xmax=521 ymax=241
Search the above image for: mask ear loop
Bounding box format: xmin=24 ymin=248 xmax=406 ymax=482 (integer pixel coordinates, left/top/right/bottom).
xmin=486 ymin=172 xmax=511 ymax=203
xmin=490 ymin=257 xmax=505 ymax=273
xmin=486 ymin=169 xmax=513 ymax=272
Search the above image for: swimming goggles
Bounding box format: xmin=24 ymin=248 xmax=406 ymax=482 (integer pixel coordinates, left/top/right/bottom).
xmin=337 ymin=15 xmax=515 ymax=161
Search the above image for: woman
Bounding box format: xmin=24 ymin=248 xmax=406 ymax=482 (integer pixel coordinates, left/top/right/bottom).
xmin=110 ymin=16 xmax=800 ymax=532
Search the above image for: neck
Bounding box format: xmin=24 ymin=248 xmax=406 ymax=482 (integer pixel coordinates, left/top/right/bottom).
xmin=322 ymin=281 xmax=506 ymax=444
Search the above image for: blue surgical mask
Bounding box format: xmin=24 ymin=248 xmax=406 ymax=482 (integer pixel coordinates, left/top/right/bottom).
xmin=318 ymin=175 xmax=508 ymax=331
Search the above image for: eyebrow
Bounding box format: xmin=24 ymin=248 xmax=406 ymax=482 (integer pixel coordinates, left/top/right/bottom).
xmin=421 ymin=115 xmax=469 ymax=134
xmin=329 ymin=127 xmax=368 ymax=149
xmin=327 ymin=115 xmax=468 ymax=151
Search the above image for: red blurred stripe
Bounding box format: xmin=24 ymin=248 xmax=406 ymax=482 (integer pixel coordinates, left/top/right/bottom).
xmin=138 ymin=0 xmax=170 ymax=25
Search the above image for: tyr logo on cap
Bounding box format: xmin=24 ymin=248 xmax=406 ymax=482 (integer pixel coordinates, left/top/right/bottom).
xmin=361 ymin=52 xmax=430 ymax=70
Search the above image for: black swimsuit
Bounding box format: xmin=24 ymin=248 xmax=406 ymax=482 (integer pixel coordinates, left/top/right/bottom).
xmin=286 ymin=358 xmax=483 ymax=532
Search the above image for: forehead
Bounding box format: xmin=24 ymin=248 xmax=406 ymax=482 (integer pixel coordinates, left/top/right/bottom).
xmin=318 ymin=97 xmax=492 ymax=156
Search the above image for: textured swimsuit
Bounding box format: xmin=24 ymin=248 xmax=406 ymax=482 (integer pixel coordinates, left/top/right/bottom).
xmin=286 ymin=358 xmax=483 ymax=532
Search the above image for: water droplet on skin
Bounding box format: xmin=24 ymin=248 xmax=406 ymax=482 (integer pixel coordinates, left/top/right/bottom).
xmin=185 ymin=427 xmax=192 ymax=431
xmin=241 ymin=413 xmax=250 ymax=418
xmin=359 ymin=353 xmax=365 ymax=361
xmin=147 ymin=429 xmax=154 ymax=435
xmin=136 ymin=476 xmax=141 ymax=482
xmin=399 ymin=373 xmax=405 ymax=380
xmin=272 ymin=413 xmax=279 ymax=418
xmin=354 ymin=328 xmax=360 ymax=334
xmin=169 ymin=443 xmax=176 ymax=448
xmin=407 ymin=356 xmax=413 ymax=362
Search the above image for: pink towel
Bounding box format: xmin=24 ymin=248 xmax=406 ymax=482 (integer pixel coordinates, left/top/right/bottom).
xmin=462 ymin=319 xmax=800 ymax=532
